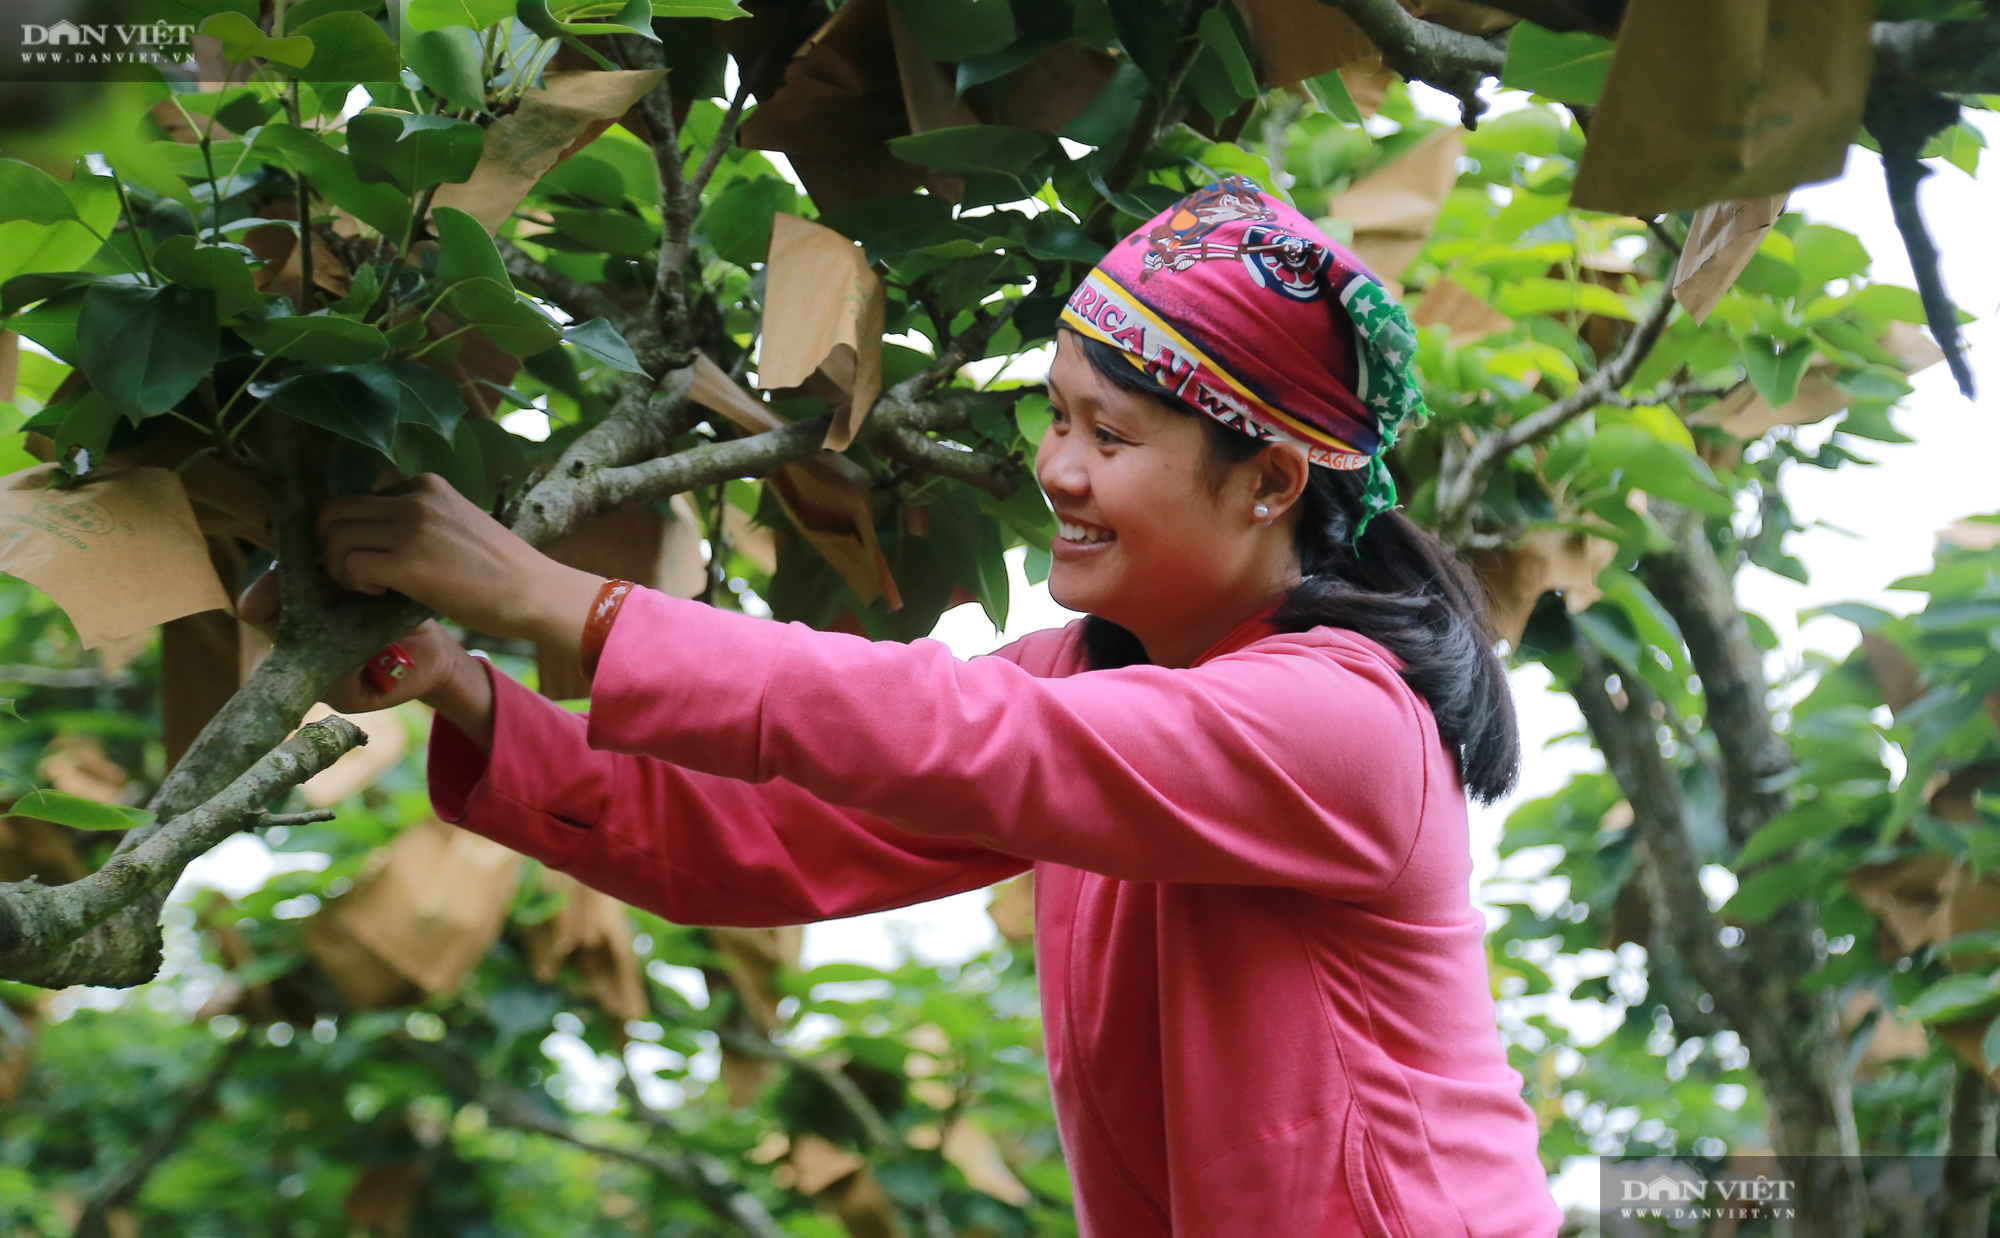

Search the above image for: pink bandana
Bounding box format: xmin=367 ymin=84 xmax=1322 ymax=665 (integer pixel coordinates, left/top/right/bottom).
xmin=1060 ymin=177 xmax=1430 ymax=536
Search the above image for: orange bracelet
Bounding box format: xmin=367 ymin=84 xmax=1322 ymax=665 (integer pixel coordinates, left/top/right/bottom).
xmin=579 ymin=579 xmax=634 ymax=681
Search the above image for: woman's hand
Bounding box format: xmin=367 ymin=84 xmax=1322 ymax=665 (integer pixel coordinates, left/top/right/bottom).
xmin=238 ymin=568 xmax=500 ymax=752
xmin=316 ymin=474 xmax=604 ymax=651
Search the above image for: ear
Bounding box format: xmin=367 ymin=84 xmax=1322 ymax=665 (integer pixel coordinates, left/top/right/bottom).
xmin=1250 ymin=444 xmax=1310 ymax=521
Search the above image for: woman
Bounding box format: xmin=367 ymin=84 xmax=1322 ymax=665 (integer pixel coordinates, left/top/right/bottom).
xmin=313 ymin=177 xmax=1561 ymax=1236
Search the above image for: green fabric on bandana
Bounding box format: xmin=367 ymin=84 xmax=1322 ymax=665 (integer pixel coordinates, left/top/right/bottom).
xmin=1339 ymin=278 xmax=1431 ymax=545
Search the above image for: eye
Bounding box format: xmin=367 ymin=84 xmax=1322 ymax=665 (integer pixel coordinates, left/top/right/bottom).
xmin=1094 ymin=426 xmax=1125 ymax=446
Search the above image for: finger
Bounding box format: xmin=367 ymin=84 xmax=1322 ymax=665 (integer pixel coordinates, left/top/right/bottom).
xmin=343 ymin=549 xmax=402 ymax=597
xmin=316 ymin=494 xmax=415 ymax=542
xmin=320 ymin=519 xmax=410 ymax=586
xmin=237 ymin=568 xmax=280 ymax=626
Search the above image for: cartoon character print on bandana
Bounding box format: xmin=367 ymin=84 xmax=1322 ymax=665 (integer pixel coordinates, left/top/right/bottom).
xmin=1136 ymin=176 xmax=1277 ymax=278
xmin=1238 ymin=226 xmax=1328 ymax=302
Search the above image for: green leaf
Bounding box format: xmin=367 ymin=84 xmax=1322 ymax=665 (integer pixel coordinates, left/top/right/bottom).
xmin=888 ymin=0 xmax=1014 ymax=62
xmin=1196 ymin=8 xmax=1258 ymax=100
xmin=1104 ymin=0 xmax=1176 ymax=89
xmin=384 ymin=358 xmax=465 ymax=439
xmin=406 ymin=0 xmax=514 ymax=28
xmin=293 ymin=11 xmax=403 ymax=81
xmin=252 ymin=363 xmax=403 ymax=454
xmin=348 ymin=111 xmax=486 ymax=192
xmin=78 ymin=283 xmax=220 ymax=419
xmin=150 ymin=236 xmax=264 ymax=318
xmin=1983 ymin=1014 xmax=2000 ymax=1071
xmin=1062 ymin=62 xmax=1149 ymax=149
xmin=563 ymin=318 xmax=645 ymax=373
xmin=1490 ymin=278 xmax=1633 ymax=321
xmin=1850 ymin=283 xmax=1931 ymax=325
xmin=1304 ymin=69 xmax=1361 ymax=124
xmin=888 ymin=126 xmax=1053 ymax=180
xmin=0 ymin=159 xmax=80 ymax=225
xmin=693 ymin=176 xmax=794 ymax=267
xmin=544 ymin=206 xmax=658 ymax=254
xmin=8 ymin=288 xmax=87 ymax=363
xmin=401 ymin=21 xmax=486 ymax=110
xmin=256 ymin=124 xmax=412 ymax=238
xmin=237 ymin=313 xmax=391 ymax=363
xmin=1012 ymin=391 xmax=1052 ymax=447
xmin=516 ymin=0 xmax=659 ymax=42
xmin=445 ymin=278 xmax=563 ymax=354
xmin=1743 ymin=337 xmax=1814 ymax=408
xmin=1907 ymin=971 xmax=2000 ymax=1024
xmin=650 ymin=0 xmax=747 ymax=15
xmin=8 ymin=789 xmax=155 ymax=832
xmin=199 ymin=10 xmax=316 ymax=67
xmin=432 ymin=204 xmax=511 ymax=286
xmin=1791 ymin=225 xmax=1870 ymax=294
xmin=1500 ymin=21 xmax=1614 ymax=104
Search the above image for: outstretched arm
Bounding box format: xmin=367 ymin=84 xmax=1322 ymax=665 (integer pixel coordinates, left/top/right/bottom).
xmin=428 ymin=663 xmax=1028 ymax=927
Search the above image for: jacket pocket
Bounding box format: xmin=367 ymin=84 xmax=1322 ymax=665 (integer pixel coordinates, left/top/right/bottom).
xmin=1342 ymin=1102 xmax=1410 ymax=1238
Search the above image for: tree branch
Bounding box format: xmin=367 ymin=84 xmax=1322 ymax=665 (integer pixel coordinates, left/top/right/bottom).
xmin=498 ymin=238 xmax=639 ymax=334
xmin=1871 ymin=18 xmax=2000 ymax=99
xmin=1942 ymin=1060 xmax=2000 ymax=1238
xmin=408 ymin=1036 xmax=786 ymax=1238
xmin=1433 ymin=286 xmax=1675 ymax=549
xmin=1316 ymin=0 xmax=1508 ymax=126
xmin=717 ymin=1027 xmax=897 ymax=1151
xmin=73 ymin=1032 xmax=251 ymax=1237
xmin=1866 ymin=85 xmax=1977 ymax=400
xmin=0 ymin=718 xmax=364 ymax=986
xmin=1569 ymin=640 xmax=1740 ymax=1012
xmin=1636 ymin=502 xmax=1794 ymax=849
xmin=878 ymin=428 xmax=1021 ymax=496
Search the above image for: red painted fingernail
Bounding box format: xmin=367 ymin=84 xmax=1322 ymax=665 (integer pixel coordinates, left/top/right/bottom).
xmin=362 ymin=643 xmax=416 ymax=694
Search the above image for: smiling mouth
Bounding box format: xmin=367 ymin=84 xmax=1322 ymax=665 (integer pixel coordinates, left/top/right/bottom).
xmin=1057 ymin=519 xmax=1117 ymax=545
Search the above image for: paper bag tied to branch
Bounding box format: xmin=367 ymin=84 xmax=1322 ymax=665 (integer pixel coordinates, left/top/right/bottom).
xmin=691 ymin=354 xmax=900 ymax=609
xmin=1471 ymin=526 xmax=1617 ymax=649
xmin=1411 ymin=277 xmax=1512 ymax=345
xmin=304 ymin=819 xmax=520 ymax=1008
xmin=0 ymin=464 xmax=231 ymax=649
xmin=1327 ymin=128 xmax=1464 ymax=286
xmin=1673 ymin=196 xmax=1787 ymax=324
xmin=432 ymin=69 xmax=667 ymax=235
xmin=759 ymin=215 xmax=886 ymax=452
xmin=1572 ymin=0 xmax=1875 ymax=216
xmin=522 ymin=868 xmax=648 ymax=1024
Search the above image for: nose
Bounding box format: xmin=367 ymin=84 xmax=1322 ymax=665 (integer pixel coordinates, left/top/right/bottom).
xmin=1037 ymin=425 xmax=1089 ymax=503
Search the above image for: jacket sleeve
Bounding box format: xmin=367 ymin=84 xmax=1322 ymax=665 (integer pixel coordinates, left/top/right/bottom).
xmin=586 ymin=588 xmax=1441 ymax=900
xmin=428 ymin=662 xmax=1028 ymax=927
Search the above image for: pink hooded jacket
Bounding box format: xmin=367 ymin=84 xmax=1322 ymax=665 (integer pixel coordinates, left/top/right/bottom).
xmin=428 ymin=586 xmax=1561 ymax=1237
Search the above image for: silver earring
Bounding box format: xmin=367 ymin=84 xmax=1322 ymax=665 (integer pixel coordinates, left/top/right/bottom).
xmin=1253 ymin=503 xmax=1271 ymax=521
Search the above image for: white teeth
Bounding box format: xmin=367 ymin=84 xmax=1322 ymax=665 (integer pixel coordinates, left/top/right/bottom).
xmin=1059 ymin=520 xmax=1115 ymax=544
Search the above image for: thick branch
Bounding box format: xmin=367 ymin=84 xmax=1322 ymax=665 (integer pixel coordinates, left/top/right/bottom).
xmin=74 ymin=1033 xmax=250 ymax=1236
xmin=1317 ymin=0 xmax=1507 ymax=125
xmin=878 ymin=428 xmax=1021 ymax=496
xmin=1942 ymin=1061 xmax=2000 ymax=1238
xmin=0 ymin=718 xmax=364 ymax=985
xmin=1433 ymin=286 xmax=1674 ymax=548
xmin=1636 ymin=502 xmax=1794 ymax=849
xmin=1868 ymin=89 xmax=1977 ymax=399
xmin=1569 ymin=640 xmax=1740 ymax=1011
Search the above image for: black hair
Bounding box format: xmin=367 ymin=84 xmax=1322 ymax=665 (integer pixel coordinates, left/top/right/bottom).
xmin=1070 ymin=332 xmax=1521 ymax=804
